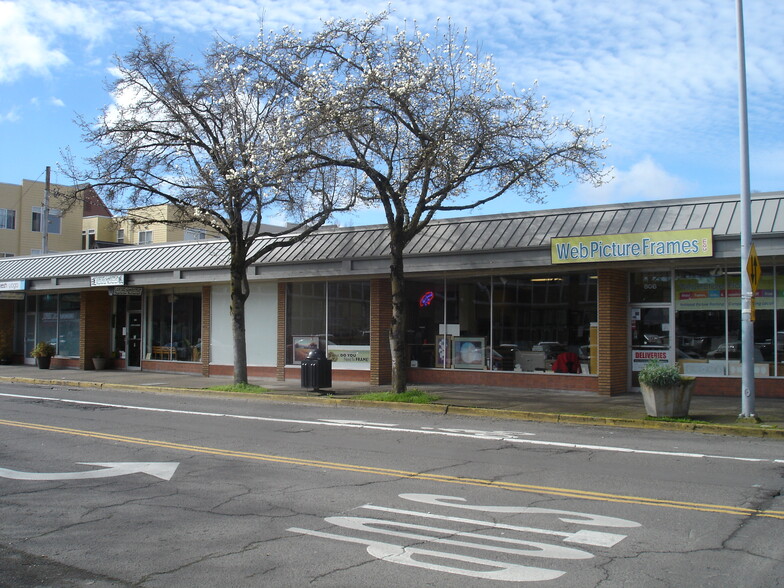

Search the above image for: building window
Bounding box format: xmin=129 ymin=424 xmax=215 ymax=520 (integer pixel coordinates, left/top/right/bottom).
xmin=285 ymin=281 xmax=371 ymax=368
xmin=630 ymin=271 xmax=671 ymax=303
xmin=0 ymin=208 xmax=15 ymax=230
xmin=406 ymin=273 xmax=597 ymax=372
xmin=27 ymin=293 xmax=80 ymax=357
xmin=184 ymin=228 xmax=206 ymax=240
xmin=138 ymin=230 xmax=153 ymax=244
xmin=674 ymin=267 xmax=780 ymax=378
xmin=82 ymin=229 xmax=96 ymax=250
xmin=31 ymin=207 xmax=61 ymax=234
xmin=117 ymin=229 xmax=125 ymax=244
xmin=145 ymin=290 xmax=202 ymax=361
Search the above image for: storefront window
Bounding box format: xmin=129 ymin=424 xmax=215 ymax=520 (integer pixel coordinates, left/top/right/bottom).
xmin=406 ymin=273 xmax=597 ymax=373
xmin=451 ymin=278 xmax=491 ymax=370
xmin=146 ymin=290 xmax=201 ymax=361
xmin=777 ymin=306 xmax=784 ymax=375
xmin=675 ymin=268 xmax=777 ymax=377
xmin=28 ymin=293 xmax=81 ymax=357
xmin=286 ymin=281 xmax=370 ymax=368
xmin=630 ymin=271 xmax=671 ymax=303
xmin=36 ymin=294 xmax=58 ymax=352
xmin=58 ymin=293 xmax=80 ymax=357
xmin=287 ymin=282 xmax=326 ymax=364
xmin=327 ymin=282 xmax=371 ymax=366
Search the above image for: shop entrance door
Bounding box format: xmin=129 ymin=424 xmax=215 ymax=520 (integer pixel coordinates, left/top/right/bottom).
xmin=630 ymin=306 xmax=672 ymax=388
xmin=127 ymin=311 xmax=142 ymax=369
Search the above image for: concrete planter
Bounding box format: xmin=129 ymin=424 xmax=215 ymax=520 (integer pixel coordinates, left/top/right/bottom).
xmin=640 ymin=377 xmax=695 ymax=418
xmin=92 ymin=357 xmax=107 ymax=370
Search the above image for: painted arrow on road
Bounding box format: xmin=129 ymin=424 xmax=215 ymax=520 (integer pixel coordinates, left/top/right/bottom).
xmin=0 ymin=462 xmax=179 ymax=481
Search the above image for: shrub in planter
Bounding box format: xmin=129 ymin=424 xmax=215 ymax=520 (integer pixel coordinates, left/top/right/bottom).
xmin=31 ymin=341 xmax=55 ymax=369
xmin=638 ymin=359 xmax=695 ymax=418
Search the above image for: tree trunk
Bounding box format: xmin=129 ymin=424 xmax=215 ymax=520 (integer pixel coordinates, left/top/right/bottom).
xmin=230 ymin=264 xmax=249 ymax=385
xmin=389 ymin=245 xmax=407 ymax=394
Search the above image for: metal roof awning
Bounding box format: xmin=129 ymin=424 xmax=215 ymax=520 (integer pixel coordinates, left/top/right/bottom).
xmin=1 ymin=191 xmax=782 ymax=290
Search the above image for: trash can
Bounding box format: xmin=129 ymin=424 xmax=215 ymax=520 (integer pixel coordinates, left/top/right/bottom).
xmin=300 ymin=348 xmax=332 ymax=392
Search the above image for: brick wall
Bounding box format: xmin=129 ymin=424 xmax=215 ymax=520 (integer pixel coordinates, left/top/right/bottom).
xmin=370 ymin=278 xmax=392 ymax=385
xmin=597 ymin=268 xmax=628 ymax=395
xmin=277 ymin=282 xmax=287 ymax=381
xmin=201 ymin=285 xmax=211 ymax=376
xmin=80 ymin=290 xmax=111 ymax=370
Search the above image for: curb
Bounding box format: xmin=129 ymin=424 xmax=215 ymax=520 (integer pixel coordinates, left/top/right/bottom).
xmin=3 ymin=376 xmax=783 ymax=439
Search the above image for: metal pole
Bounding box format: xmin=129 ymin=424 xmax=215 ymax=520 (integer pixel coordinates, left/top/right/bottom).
xmin=43 ymin=166 xmax=50 ymax=254
xmin=736 ymin=0 xmax=755 ymax=418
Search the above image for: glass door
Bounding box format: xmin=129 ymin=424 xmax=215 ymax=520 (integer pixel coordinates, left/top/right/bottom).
xmin=127 ymin=310 xmax=142 ymax=369
xmin=630 ymin=306 xmax=672 ymax=388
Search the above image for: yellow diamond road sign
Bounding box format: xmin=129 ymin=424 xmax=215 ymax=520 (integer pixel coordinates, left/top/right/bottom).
xmin=747 ymin=243 xmax=761 ymax=293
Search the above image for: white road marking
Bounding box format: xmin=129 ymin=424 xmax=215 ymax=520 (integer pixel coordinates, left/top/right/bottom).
xmin=398 ymin=494 xmax=642 ymax=528
xmin=360 ymin=505 xmax=629 ymax=547
xmin=325 ymin=516 xmax=594 ymax=559
xmin=0 ymin=461 xmax=179 ymax=481
xmin=287 ymin=527 xmax=565 ymax=582
xmin=0 ymin=391 xmax=778 ymax=464
xmin=289 ymin=493 xmax=641 ymax=582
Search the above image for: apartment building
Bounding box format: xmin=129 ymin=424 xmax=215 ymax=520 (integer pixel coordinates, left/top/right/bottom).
xmin=1 ymin=179 xmax=227 ymax=254
xmin=0 ymin=179 xmax=107 ymax=256
xmin=112 ymin=203 xmax=223 ymax=245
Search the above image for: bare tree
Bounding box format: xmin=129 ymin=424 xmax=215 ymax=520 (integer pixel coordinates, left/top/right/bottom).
xmin=258 ymin=13 xmax=609 ymax=392
xmin=64 ymin=32 xmax=354 ymax=384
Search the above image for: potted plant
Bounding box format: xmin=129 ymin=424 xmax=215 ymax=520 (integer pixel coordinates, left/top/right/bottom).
xmin=31 ymin=341 xmax=56 ymax=369
xmin=638 ymin=359 xmax=696 ymax=418
xmin=92 ymin=351 xmax=107 ymax=370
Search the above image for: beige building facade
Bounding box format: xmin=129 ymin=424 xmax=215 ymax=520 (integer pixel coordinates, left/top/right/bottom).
xmin=0 ymin=179 xmax=89 ymax=256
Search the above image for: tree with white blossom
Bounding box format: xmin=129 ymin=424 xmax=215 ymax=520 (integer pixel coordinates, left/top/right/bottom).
xmin=257 ymin=13 xmax=609 ymax=392
xmin=64 ymin=32 xmax=354 ymax=385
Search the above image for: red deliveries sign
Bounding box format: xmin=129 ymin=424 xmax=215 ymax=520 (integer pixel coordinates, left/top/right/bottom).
xmin=632 ymin=349 xmax=670 ymax=371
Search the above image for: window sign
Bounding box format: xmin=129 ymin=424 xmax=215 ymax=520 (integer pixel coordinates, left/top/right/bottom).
xmin=632 ymin=348 xmax=671 ymax=371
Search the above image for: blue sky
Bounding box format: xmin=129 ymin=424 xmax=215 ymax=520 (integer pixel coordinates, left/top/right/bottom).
xmin=1 ymin=0 xmax=782 ymax=226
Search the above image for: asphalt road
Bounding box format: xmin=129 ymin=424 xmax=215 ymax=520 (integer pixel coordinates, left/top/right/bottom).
xmin=1 ymin=382 xmax=782 ymax=587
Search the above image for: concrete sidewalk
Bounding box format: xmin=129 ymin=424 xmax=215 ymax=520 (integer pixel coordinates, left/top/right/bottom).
xmin=1 ymin=365 xmax=783 ymax=438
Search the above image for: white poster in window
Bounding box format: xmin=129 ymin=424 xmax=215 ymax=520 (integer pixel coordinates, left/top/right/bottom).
xmin=327 ymin=345 xmax=370 ymax=364
xmin=632 ymin=348 xmax=671 ymax=371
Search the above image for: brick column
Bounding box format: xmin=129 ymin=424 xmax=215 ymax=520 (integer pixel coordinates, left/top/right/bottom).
xmin=201 ymin=285 xmax=211 ymax=376
xmin=277 ymin=282 xmax=287 ymax=381
xmin=80 ymin=290 xmax=111 ymax=370
xmin=370 ymin=278 xmax=392 ymax=386
xmin=597 ymin=268 xmax=628 ymax=396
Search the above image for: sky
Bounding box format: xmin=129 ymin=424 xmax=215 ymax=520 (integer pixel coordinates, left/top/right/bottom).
xmin=1 ymin=0 xmax=782 ymax=227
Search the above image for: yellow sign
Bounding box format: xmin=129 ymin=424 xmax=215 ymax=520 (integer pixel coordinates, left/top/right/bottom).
xmin=747 ymin=243 xmax=761 ymax=292
xmin=551 ymin=229 xmax=713 ymax=264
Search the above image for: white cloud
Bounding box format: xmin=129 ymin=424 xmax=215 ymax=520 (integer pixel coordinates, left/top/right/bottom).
xmin=574 ymin=156 xmax=695 ymax=205
xmin=0 ymin=0 xmax=106 ymax=82
xmin=0 ymin=107 xmax=20 ymax=123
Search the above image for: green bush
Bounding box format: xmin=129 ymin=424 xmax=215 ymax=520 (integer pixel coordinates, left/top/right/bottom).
xmin=638 ymin=359 xmax=682 ymax=387
xmin=30 ymin=341 xmax=55 ymax=358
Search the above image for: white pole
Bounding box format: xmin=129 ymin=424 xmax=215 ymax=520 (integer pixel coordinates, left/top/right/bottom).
xmin=736 ymin=0 xmax=755 ymax=419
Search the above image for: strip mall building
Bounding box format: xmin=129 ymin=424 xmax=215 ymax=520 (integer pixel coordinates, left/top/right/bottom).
xmin=1 ymin=192 xmax=783 ymax=398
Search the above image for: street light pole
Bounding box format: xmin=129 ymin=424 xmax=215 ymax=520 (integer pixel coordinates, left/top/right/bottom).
xmin=735 ymin=0 xmax=755 ymax=419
